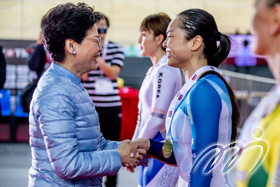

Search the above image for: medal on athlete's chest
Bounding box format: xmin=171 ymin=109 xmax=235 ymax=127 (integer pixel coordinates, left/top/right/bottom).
xmin=164 ymin=66 xmax=220 ymax=159
xmin=162 ymin=139 xmax=173 ymax=158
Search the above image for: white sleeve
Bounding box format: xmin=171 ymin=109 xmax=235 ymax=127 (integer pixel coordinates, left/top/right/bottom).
xmin=138 ymin=67 xmax=179 ymax=139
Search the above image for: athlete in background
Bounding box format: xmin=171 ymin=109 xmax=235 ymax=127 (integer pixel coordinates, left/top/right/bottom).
xmin=131 ymin=13 xmax=183 ymax=187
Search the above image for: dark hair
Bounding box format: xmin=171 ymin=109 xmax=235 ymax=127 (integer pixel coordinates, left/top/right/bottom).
xmin=42 ymin=2 xmax=102 ymax=62
xmin=140 ymin=13 xmax=171 ymax=51
xmin=243 ymin=40 xmax=249 ymax=47
xmin=178 ymin=9 xmax=231 ymax=67
xmin=40 ymin=15 xmax=45 ymax=29
xmin=178 ymin=9 xmax=240 ymax=145
xmin=267 ymin=0 xmax=280 ymax=7
xmin=99 ymin=13 xmax=110 ymax=28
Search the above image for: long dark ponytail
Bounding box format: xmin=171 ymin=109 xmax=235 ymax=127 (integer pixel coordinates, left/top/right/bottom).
xmin=178 ymin=9 xmax=240 ymax=145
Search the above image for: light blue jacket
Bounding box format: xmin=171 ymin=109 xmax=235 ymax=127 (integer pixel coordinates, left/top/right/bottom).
xmin=28 ymin=62 xmax=122 ymax=187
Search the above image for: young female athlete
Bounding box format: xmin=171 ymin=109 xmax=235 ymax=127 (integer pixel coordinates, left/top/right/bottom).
xmin=143 ymin=9 xmax=240 ymax=187
xmin=132 ymin=13 xmax=183 ymax=187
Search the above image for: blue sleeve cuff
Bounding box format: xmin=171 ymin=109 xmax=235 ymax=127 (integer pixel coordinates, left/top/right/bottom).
xmin=148 ymin=138 xmax=177 ymax=165
xmin=138 ymin=154 xmax=149 ymax=167
xmin=107 ymin=150 xmax=122 ymax=176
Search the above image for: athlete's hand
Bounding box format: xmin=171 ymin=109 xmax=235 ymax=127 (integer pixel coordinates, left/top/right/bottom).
xmin=130 ymin=138 xmax=150 ymax=158
xmin=118 ymin=140 xmax=138 ymax=167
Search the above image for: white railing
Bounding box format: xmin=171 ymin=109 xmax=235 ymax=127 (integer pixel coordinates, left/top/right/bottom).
xmin=220 ymin=69 xmax=276 ymax=126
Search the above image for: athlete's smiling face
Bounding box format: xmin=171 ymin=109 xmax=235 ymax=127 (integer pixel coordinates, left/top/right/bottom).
xmin=162 ymin=17 xmax=193 ymax=69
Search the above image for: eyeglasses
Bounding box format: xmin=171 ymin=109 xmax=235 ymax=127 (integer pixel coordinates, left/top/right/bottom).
xmin=85 ymin=37 xmax=101 ymax=47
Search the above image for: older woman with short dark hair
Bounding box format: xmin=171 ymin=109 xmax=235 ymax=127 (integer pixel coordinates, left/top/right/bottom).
xmin=28 ymin=3 xmax=147 ymax=187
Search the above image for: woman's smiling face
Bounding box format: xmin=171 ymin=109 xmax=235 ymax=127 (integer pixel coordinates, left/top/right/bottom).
xmin=162 ymin=17 xmax=194 ymax=69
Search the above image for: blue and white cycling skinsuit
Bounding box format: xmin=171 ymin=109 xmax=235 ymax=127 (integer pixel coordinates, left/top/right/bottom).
xmin=132 ymin=55 xmax=183 ymax=187
xmin=148 ymin=66 xmax=234 ymax=187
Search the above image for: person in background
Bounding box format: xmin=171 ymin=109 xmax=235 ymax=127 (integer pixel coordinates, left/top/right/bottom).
xmin=235 ymin=39 xmax=257 ymax=73
xmin=141 ymin=9 xmax=240 ymax=187
xmin=21 ymin=17 xmax=52 ymax=114
xmin=26 ymin=16 xmax=52 ymax=80
xmin=82 ymin=13 xmax=125 ymax=187
xmin=131 ymin=13 xmax=182 ymax=187
xmin=0 ymin=45 xmax=6 ymax=116
xmin=0 ymin=46 xmax=6 ymax=89
xmin=237 ymin=0 xmax=280 ymax=186
xmin=28 ymin=3 xmax=148 ymax=187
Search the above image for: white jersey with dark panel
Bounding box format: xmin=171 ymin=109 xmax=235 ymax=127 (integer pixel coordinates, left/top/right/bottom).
xmin=82 ymin=40 xmax=125 ymax=107
xmin=133 ymin=55 xmax=183 ymax=140
xmin=133 ymin=55 xmax=182 ymax=187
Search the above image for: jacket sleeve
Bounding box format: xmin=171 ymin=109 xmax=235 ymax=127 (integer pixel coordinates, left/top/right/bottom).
xmin=99 ymin=133 xmax=121 ymax=150
xmin=0 ymin=46 xmax=6 ymax=89
xmin=37 ymin=92 xmax=122 ymax=179
xmin=138 ymin=68 xmax=178 ymax=139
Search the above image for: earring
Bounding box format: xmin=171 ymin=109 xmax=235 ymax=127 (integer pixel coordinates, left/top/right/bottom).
xmin=72 ymin=50 xmax=76 ymax=55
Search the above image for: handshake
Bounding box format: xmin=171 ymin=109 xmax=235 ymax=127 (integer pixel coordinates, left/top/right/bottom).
xmin=117 ymin=138 xmax=150 ymax=173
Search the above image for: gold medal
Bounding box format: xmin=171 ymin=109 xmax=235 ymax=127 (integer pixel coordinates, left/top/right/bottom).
xmin=162 ymin=139 xmax=173 ymax=158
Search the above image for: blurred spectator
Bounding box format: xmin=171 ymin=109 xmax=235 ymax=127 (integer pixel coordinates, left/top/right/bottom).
xmin=21 ymin=17 xmax=52 ymax=113
xmin=0 ymin=45 xmax=6 ymax=116
xmin=235 ymin=40 xmax=257 ymax=67
xmin=26 ymin=31 xmax=52 ymax=80
xmin=235 ymin=40 xmax=257 ymax=74
xmin=0 ymin=45 xmax=6 ymax=89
